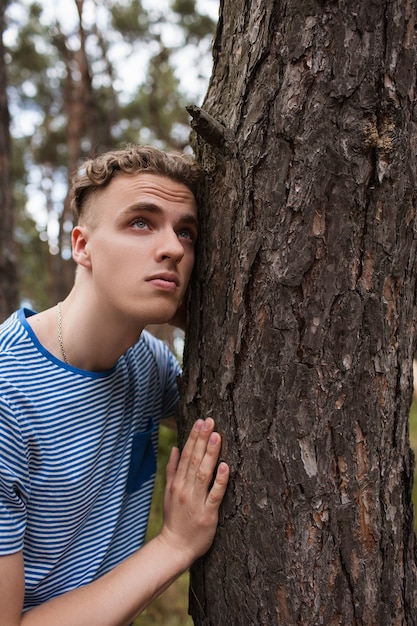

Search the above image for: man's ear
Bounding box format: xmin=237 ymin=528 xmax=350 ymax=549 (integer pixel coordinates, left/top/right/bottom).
xmin=72 ymin=225 xmax=92 ymax=268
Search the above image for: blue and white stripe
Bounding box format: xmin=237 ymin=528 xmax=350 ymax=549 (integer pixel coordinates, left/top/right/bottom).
xmin=0 ymin=308 xmax=180 ymax=610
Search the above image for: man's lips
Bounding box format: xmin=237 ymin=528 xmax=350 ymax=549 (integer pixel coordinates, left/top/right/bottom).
xmin=147 ymin=273 xmax=179 ymax=292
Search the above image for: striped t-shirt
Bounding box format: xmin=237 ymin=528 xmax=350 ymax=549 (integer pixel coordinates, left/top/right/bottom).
xmin=0 ymin=308 xmax=181 ymax=611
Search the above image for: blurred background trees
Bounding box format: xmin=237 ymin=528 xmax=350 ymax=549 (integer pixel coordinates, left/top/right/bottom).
xmin=1 ymin=3 xmax=216 ymax=624
xmin=0 ymin=0 xmax=18 ymax=320
xmin=2 ymin=0 xmax=217 ymax=316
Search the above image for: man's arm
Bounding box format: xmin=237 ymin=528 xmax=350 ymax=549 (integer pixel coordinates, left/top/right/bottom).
xmin=0 ymin=418 xmax=229 ymax=626
xmin=0 ymin=552 xmax=25 ymax=624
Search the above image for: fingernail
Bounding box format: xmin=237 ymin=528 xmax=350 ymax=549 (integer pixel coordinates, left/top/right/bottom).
xmin=209 ymin=433 xmax=218 ymax=445
xmin=218 ymin=462 xmax=228 ymax=474
xmin=194 ymin=419 xmax=203 ymax=431
xmin=203 ymin=418 xmax=213 ymax=431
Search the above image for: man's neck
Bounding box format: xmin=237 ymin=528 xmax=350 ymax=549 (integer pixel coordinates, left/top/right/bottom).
xmin=27 ymin=291 xmax=144 ymax=372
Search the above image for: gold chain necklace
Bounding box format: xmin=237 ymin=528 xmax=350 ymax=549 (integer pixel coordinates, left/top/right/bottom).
xmin=57 ymin=302 xmax=69 ymax=364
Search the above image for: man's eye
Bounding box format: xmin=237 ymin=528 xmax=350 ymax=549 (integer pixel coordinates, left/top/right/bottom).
xmin=132 ymin=218 xmax=148 ymax=230
xmin=178 ymin=229 xmax=195 ymax=241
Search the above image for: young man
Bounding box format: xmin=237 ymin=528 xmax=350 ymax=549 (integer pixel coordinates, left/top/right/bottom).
xmin=0 ymin=145 xmax=229 ymax=625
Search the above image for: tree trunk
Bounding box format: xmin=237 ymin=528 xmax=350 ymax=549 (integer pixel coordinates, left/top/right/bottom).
xmin=0 ymin=2 xmax=18 ymax=322
xmin=180 ymin=1 xmax=417 ymax=624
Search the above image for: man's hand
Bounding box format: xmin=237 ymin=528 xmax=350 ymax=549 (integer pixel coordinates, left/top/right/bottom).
xmin=8 ymin=419 xmax=228 ymax=626
xmin=159 ymin=418 xmax=229 ymax=565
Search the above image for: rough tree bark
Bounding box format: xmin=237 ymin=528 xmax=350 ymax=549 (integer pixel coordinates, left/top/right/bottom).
xmin=180 ymin=1 xmax=417 ymax=624
xmin=0 ymin=2 xmax=18 ymax=322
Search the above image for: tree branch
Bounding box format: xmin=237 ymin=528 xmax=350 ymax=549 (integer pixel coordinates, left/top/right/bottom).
xmin=186 ymin=105 xmax=227 ymax=149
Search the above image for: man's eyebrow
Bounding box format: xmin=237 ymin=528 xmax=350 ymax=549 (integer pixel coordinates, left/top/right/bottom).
xmin=122 ymin=202 xmax=163 ymax=216
xmin=122 ymin=202 xmax=198 ymax=229
xmin=178 ymin=214 xmax=199 ymax=229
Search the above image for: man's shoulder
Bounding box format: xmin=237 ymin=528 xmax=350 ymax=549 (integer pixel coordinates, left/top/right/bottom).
xmin=0 ymin=310 xmax=25 ymax=357
xmin=133 ymin=329 xmax=172 ymax=361
xmin=129 ymin=330 xmax=181 ymax=379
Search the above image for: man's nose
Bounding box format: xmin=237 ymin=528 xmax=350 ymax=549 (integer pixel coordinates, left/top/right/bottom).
xmin=156 ymin=229 xmax=184 ymax=263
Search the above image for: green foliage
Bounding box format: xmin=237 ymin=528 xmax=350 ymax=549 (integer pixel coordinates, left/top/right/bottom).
xmin=171 ymin=0 xmax=215 ymax=42
xmin=14 ymin=213 xmax=52 ymax=311
xmin=134 ymin=573 xmax=192 ymax=626
xmin=110 ymin=0 xmax=150 ymax=41
xmin=123 ymin=46 xmax=190 ymax=148
xmin=10 ymin=137 xmax=52 ymax=310
xmin=147 ymin=425 xmax=177 ymax=532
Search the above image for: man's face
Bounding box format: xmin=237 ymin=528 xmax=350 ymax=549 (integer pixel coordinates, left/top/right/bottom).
xmin=75 ymin=172 xmax=198 ymax=326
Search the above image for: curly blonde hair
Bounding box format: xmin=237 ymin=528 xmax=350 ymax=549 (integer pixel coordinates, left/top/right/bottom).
xmin=70 ymin=144 xmax=203 ymax=223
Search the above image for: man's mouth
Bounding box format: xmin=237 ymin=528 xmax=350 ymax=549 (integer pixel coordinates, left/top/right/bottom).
xmin=147 ymin=273 xmax=179 ymax=292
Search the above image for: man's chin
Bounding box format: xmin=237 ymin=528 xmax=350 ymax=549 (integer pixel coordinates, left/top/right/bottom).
xmin=144 ymin=308 xmax=179 ymax=328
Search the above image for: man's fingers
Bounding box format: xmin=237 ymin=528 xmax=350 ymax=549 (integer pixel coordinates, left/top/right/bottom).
xmin=165 ymin=446 xmax=180 ymax=485
xmin=176 ymin=418 xmax=215 ymax=480
xmin=172 ymin=418 xmax=229 ymax=509
xmin=194 ymin=431 xmax=221 ymax=485
xmin=207 ymin=461 xmax=229 ymax=508
xmin=161 ymin=422 xmax=229 ymax=561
